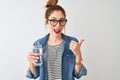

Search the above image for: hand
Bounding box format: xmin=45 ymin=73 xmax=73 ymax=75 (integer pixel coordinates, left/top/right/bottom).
xmin=27 ymin=52 xmax=41 ymax=65
xmin=70 ymin=39 xmax=84 ymax=56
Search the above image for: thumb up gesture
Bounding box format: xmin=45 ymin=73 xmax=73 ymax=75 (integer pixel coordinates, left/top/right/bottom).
xmin=70 ymin=39 xmax=84 ymax=56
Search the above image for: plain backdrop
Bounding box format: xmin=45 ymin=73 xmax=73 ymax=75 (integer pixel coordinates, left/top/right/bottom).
xmin=0 ymin=0 xmax=120 ymax=80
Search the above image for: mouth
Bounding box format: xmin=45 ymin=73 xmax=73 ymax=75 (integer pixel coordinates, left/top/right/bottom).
xmin=54 ymin=29 xmax=61 ymax=34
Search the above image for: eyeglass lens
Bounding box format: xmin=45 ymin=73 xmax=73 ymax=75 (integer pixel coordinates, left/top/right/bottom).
xmin=48 ymin=19 xmax=67 ymax=26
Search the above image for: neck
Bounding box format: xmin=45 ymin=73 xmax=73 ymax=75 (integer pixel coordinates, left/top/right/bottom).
xmin=47 ymin=34 xmax=62 ymax=46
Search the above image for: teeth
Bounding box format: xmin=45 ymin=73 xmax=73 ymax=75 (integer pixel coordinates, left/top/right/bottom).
xmin=54 ymin=29 xmax=60 ymax=33
xmin=55 ymin=29 xmax=59 ymax=32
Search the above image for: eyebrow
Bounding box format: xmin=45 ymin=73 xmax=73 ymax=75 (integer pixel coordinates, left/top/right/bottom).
xmin=50 ymin=17 xmax=65 ymax=20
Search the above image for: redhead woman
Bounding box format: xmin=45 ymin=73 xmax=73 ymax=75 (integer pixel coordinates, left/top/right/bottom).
xmin=26 ymin=0 xmax=87 ymax=80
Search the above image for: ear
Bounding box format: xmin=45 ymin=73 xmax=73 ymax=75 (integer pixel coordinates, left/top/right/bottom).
xmin=45 ymin=19 xmax=48 ymax=25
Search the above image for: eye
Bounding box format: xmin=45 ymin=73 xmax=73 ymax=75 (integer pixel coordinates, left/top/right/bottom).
xmin=60 ymin=19 xmax=67 ymax=23
xmin=49 ymin=19 xmax=57 ymax=23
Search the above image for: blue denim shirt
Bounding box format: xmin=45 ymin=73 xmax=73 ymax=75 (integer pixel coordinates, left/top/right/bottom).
xmin=26 ymin=33 xmax=87 ymax=80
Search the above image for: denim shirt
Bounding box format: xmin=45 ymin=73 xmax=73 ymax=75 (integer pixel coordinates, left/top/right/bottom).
xmin=26 ymin=33 xmax=87 ymax=80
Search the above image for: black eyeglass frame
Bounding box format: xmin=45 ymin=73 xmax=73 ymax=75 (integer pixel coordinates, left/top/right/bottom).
xmin=48 ymin=19 xmax=67 ymax=26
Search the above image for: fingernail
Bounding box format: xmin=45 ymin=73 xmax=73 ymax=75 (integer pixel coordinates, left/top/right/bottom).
xmin=36 ymin=57 xmax=40 ymax=59
xmin=35 ymin=60 xmax=38 ymax=62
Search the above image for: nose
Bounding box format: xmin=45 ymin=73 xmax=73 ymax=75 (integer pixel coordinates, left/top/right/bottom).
xmin=56 ymin=21 xmax=61 ymax=27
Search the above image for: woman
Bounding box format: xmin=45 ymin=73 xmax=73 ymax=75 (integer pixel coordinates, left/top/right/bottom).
xmin=26 ymin=0 xmax=87 ymax=80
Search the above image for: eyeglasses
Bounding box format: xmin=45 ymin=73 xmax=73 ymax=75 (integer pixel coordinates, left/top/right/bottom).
xmin=48 ymin=19 xmax=67 ymax=26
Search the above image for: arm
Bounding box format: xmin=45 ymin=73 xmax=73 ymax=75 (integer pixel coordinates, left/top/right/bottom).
xmin=75 ymin=53 xmax=83 ymax=73
xmin=70 ymin=39 xmax=87 ymax=78
xmin=26 ymin=52 xmax=40 ymax=79
xmin=70 ymin=40 xmax=84 ymax=73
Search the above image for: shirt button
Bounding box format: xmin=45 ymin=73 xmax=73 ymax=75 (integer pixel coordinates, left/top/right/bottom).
xmin=67 ymin=55 xmax=69 ymax=56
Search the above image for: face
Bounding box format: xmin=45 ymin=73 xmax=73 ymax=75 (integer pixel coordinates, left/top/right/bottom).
xmin=46 ymin=10 xmax=67 ymax=36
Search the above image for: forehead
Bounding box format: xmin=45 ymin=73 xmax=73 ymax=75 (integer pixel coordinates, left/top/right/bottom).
xmin=49 ymin=10 xmax=65 ymax=19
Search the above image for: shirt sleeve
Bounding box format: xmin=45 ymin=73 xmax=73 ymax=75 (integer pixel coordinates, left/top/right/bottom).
xmin=26 ymin=67 xmax=40 ymax=79
xmin=73 ymin=64 xmax=87 ymax=79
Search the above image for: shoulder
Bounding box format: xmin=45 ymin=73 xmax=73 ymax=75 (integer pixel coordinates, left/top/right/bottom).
xmin=33 ymin=33 xmax=49 ymax=47
xmin=33 ymin=38 xmax=42 ymax=47
xmin=62 ymin=33 xmax=79 ymax=43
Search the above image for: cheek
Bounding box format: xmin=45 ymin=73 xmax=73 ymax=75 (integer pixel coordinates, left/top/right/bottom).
xmin=61 ymin=26 xmax=65 ymax=30
xmin=48 ymin=26 xmax=54 ymax=32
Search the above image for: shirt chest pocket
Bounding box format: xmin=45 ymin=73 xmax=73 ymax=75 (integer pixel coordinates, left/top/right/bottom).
xmin=66 ymin=54 xmax=75 ymax=64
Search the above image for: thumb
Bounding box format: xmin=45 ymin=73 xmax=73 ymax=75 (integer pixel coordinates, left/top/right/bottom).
xmin=79 ymin=39 xmax=85 ymax=45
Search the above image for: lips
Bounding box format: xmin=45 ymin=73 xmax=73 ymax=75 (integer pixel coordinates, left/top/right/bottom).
xmin=54 ymin=29 xmax=61 ymax=34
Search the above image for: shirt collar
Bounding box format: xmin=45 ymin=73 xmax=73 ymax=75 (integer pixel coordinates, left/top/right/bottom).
xmin=40 ymin=33 xmax=67 ymax=45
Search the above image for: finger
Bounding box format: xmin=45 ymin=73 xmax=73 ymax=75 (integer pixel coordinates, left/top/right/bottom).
xmin=70 ymin=41 xmax=78 ymax=47
xmin=71 ymin=40 xmax=78 ymax=44
xmin=31 ymin=56 xmax=39 ymax=60
xmin=79 ymin=39 xmax=84 ymax=45
xmin=30 ymin=52 xmax=40 ymax=57
xmin=70 ymin=43 xmax=76 ymax=51
xmin=28 ymin=56 xmax=37 ymax=64
xmin=70 ymin=43 xmax=76 ymax=48
xmin=31 ymin=60 xmax=38 ymax=64
xmin=70 ymin=44 xmax=76 ymax=51
xmin=28 ymin=52 xmax=39 ymax=60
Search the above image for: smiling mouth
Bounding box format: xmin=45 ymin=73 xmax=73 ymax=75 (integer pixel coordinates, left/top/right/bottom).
xmin=54 ymin=29 xmax=61 ymax=34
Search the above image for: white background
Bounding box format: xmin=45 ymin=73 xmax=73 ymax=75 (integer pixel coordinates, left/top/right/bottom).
xmin=0 ymin=0 xmax=120 ymax=80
